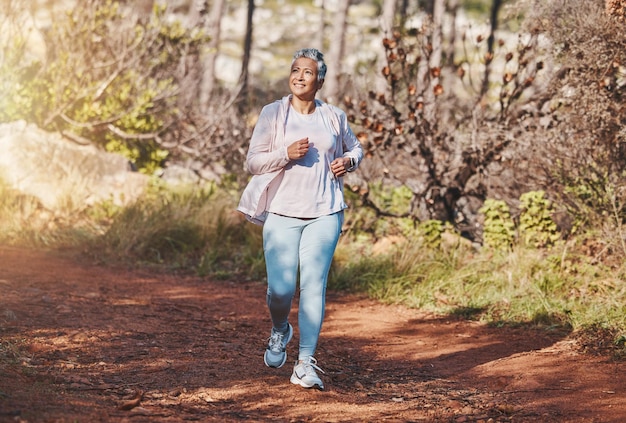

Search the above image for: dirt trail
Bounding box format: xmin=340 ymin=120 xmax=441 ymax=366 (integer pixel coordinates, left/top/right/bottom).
xmin=0 ymin=246 xmax=624 ymax=422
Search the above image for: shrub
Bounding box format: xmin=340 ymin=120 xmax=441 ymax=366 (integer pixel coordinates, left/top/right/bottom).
xmin=479 ymin=198 xmax=515 ymax=251
xmin=518 ymin=190 xmax=560 ymax=248
xmin=0 ymin=0 xmax=208 ymax=173
xmin=520 ymin=0 xmax=625 ymax=240
xmin=419 ymin=219 xmax=444 ymax=250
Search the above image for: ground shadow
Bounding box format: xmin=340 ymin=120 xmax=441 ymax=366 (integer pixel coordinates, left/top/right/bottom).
xmin=0 ymin=246 xmax=624 ymax=423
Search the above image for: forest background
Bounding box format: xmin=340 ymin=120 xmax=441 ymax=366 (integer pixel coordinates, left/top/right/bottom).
xmin=1 ymin=0 xmax=625 ymax=355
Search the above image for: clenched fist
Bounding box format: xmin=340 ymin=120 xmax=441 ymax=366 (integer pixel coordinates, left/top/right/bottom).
xmin=287 ymin=138 xmax=310 ymax=160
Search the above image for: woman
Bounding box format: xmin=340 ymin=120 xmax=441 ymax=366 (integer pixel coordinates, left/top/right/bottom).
xmin=237 ymin=48 xmax=363 ymax=390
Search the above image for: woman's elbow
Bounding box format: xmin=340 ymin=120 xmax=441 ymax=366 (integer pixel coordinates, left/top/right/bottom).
xmin=247 ymin=157 xmax=276 ymax=175
xmin=246 ymin=160 xmax=263 ymax=175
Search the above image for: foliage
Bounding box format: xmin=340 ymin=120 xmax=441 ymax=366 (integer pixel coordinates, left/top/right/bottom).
xmin=330 ymin=242 xmax=397 ymax=293
xmin=562 ymin=173 xmax=626 ymax=257
xmin=333 ymin=229 xmax=626 ymax=356
xmin=3 ymin=0 xmax=622 ymax=247
xmin=368 ymin=182 xmax=413 ymax=216
xmin=518 ymin=0 xmax=626 ymax=245
xmin=343 ymin=184 xmax=416 ymax=239
xmin=418 ymin=219 xmax=444 ymax=250
xmin=518 ymin=190 xmax=560 ymax=248
xmin=479 ymin=199 xmax=515 ymax=252
xmin=88 ymin=181 xmax=258 ymax=277
xmin=339 ymin=0 xmax=623 ymax=255
xmin=0 ymin=0 xmax=208 ymax=173
xmin=480 ymin=190 xmax=562 ymax=251
xmin=341 ymin=0 xmax=547 ymax=241
xmin=0 ymin=177 xmax=100 ymax=248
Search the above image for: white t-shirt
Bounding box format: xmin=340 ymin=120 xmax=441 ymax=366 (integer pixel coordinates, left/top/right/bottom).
xmin=267 ymin=106 xmax=347 ymax=218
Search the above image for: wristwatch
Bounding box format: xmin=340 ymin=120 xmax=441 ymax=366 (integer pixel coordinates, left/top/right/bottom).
xmin=348 ymin=157 xmax=356 ymax=172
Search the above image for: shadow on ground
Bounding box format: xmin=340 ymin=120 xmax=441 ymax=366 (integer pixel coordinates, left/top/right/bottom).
xmin=0 ymin=246 xmax=624 ymax=422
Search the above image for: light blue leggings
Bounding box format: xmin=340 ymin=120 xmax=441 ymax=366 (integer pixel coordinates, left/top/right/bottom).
xmin=263 ymin=212 xmax=342 ymax=360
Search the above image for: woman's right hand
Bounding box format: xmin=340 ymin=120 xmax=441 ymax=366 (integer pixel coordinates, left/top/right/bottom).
xmin=287 ymin=138 xmax=310 ymax=160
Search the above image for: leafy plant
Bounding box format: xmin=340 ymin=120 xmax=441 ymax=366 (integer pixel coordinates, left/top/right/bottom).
xmin=479 ymin=199 xmax=515 ymax=251
xmin=419 ymin=219 xmax=444 ymax=250
xmin=518 ymin=190 xmax=560 ymax=248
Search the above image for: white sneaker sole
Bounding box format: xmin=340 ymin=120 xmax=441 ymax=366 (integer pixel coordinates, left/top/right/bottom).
xmin=290 ymin=374 xmax=324 ymax=390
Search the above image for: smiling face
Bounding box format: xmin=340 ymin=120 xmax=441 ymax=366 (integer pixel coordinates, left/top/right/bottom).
xmin=289 ymin=57 xmax=324 ymax=101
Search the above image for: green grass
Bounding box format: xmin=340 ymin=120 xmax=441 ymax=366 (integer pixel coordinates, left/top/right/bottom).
xmin=1 ymin=179 xmax=625 ymax=358
xmin=0 ymin=178 xmax=264 ymax=279
xmin=331 ymin=229 xmax=626 ymax=357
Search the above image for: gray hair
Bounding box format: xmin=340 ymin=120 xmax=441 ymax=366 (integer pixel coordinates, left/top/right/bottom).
xmin=292 ymin=48 xmax=327 ymax=82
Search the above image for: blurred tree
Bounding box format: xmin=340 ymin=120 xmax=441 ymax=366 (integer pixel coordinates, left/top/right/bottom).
xmin=182 ymin=0 xmax=209 ymax=110
xmin=478 ymin=0 xmax=504 ymax=99
xmin=445 ymin=0 xmax=460 ymax=66
xmin=520 ymin=0 xmax=626 ymax=236
xmin=238 ymin=0 xmax=255 ymax=112
xmin=423 ymin=0 xmax=444 ymax=123
xmin=314 ymin=0 xmax=326 ymax=50
xmin=199 ymin=0 xmax=226 ymax=112
xmin=375 ymin=0 xmax=397 ymax=96
xmin=323 ymin=0 xmax=350 ymax=104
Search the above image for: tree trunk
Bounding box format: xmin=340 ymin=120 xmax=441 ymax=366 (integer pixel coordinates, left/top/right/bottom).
xmin=239 ymin=0 xmax=255 ymax=113
xmin=323 ymin=0 xmax=350 ymax=104
xmin=446 ymin=0 xmax=460 ymax=67
xmin=423 ymin=0 xmax=444 ymax=124
xmin=415 ymin=1 xmax=435 ymax=106
xmin=423 ymin=0 xmax=434 ymax=16
xmin=199 ymin=0 xmax=226 ymax=113
xmin=398 ymin=0 xmax=410 ymax=27
xmin=315 ymin=0 xmax=326 ymax=51
xmin=478 ymin=0 xmax=503 ymax=99
xmin=375 ymin=0 xmax=397 ymax=96
xmin=179 ymin=0 xmax=207 ymax=111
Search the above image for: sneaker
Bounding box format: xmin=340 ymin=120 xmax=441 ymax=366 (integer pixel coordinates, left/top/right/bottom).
xmin=263 ymin=323 xmax=293 ymax=368
xmin=290 ymin=356 xmax=325 ymax=390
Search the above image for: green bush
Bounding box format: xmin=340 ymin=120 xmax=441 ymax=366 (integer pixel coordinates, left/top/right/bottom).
xmin=419 ymin=219 xmax=444 ymax=250
xmin=518 ymin=191 xmax=560 ymax=248
xmin=479 ymin=199 xmax=515 ymax=252
xmin=0 ymin=1 xmax=208 ymax=173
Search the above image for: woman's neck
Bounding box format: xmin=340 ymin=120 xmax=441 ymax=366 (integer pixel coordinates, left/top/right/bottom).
xmin=290 ymin=97 xmax=316 ymax=115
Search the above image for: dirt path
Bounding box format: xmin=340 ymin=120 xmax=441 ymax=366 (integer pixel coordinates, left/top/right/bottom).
xmin=0 ymin=246 xmax=624 ymax=422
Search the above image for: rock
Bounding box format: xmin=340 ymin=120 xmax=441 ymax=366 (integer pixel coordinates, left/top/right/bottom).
xmin=0 ymin=121 xmax=148 ymax=211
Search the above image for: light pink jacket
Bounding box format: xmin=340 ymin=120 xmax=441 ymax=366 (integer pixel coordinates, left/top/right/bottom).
xmin=237 ymin=95 xmax=363 ymax=224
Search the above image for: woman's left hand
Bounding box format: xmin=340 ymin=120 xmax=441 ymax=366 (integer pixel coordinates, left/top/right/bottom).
xmin=330 ymin=157 xmax=351 ymax=178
